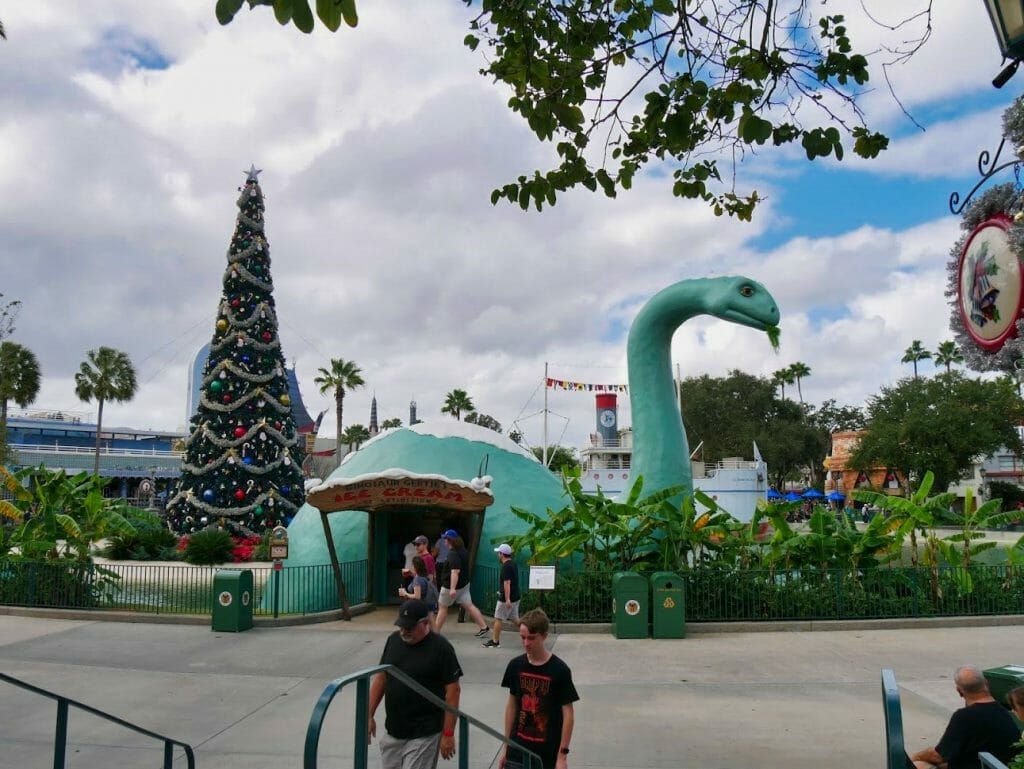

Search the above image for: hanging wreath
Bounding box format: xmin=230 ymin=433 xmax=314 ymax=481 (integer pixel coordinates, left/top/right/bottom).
xmin=946 ymin=96 xmax=1024 ymax=372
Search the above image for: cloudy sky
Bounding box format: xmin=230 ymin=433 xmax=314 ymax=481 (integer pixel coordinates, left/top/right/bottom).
xmin=1 ymin=2 xmax=1017 ymax=454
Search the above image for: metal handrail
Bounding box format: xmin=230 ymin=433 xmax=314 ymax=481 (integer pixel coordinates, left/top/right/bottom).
xmin=0 ymin=670 xmax=196 ymax=769
xmin=881 ymin=669 xmax=906 ymax=769
xmin=304 ymin=663 xmax=542 ymax=769
xmin=979 ymin=752 xmax=1011 ymax=769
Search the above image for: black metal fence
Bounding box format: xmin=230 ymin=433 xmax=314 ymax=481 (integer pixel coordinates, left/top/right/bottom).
xmin=472 ymin=564 xmax=1024 ymax=623
xmin=2 ymin=560 xmax=1022 ymax=622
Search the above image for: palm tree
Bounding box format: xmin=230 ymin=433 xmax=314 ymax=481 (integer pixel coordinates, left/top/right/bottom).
xmin=314 ymin=358 xmax=365 ymax=464
xmin=772 ymin=368 xmax=795 ymax=400
xmin=74 ymin=347 xmax=138 ymax=475
xmin=381 ymin=417 xmax=402 ymax=429
xmin=933 ymin=340 xmax=963 ymax=374
xmin=788 ymin=362 xmax=811 ymax=404
xmin=0 ymin=20 xmax=6 ymax=40
xmin=0 ymin=341 xmax=41 ymax=435
xmin=441 ymin=389 xmax=475 ymax=420
xmin=901 ymin=340 xmax=932 ymax=379
xmin=341 ymin=423 xmax=371 ymax=450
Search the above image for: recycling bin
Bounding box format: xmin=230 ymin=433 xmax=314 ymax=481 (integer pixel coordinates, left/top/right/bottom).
xmin=611 ymin=572 xmax=648 ymax=639
xmin=212 ymin=569 xmax=254 ymax=632
xmin=984 ymin=664 xmax=1024 ymax=723
xmin=651 ymin=571 xmax=685 ymax=639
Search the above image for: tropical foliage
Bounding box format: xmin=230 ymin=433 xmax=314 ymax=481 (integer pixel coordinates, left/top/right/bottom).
xmin=901 ymin=340 xmax=932 ymax=379
xmin=74 ymin=346 xmax=138 ymax=475
xmin=441 ymin=388 xmax=475 ymax=420
xmin=0 ymin=465 xmax=137 ymax=606
xmin=314 ymin=357 xmax=365 ymax=465
xmin=850 ymin=373 xmax=1024 ymax=494
xmin=0 ymin=465 xmax=136 ymax=562
xmin=933 ymin=341 xmax=963 ymax=373
xmin=341 ymin=423 xmax=371 ymax=450
xmin=504 ymin=472 xmax=1024 ymax=622
xmin=0 ymin=340 xmax=41 ymax=463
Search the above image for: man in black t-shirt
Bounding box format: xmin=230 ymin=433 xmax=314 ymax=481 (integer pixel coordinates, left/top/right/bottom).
xmin=909 ymin=665 xmax=1020 ymax=769
xmin=483 ymin=543 xmax=521 ymax=648
xmin=369 ymin=599 xmax=463 ymax=769
xmin=434 ymin=529 xmax=489 ymax=635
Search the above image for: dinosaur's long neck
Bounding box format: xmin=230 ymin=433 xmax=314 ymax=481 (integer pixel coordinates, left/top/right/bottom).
xmin=625 ymin=281 xmax=708 ymax=500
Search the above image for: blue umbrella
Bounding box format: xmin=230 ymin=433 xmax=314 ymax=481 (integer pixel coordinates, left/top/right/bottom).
xmin=766 ymin=489 xmax=782 ymax=500
xmin=802 ymin=488 xmax=825 ymax=499
xmin=784 ymin=491 xmax=801 ymax=502
xmin=826 ymin=491 xmax=845 ymax=502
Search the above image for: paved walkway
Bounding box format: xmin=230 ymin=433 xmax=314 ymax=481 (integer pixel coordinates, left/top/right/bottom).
xmin=1 ymin=611 xmax=1022 ymax=769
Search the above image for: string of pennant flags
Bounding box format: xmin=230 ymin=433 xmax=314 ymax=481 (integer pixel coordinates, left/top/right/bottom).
xmin=545 ymin=378 xmax=628 ymax=392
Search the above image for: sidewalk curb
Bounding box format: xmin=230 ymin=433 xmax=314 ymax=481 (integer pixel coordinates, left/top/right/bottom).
xmin=3 ymin=604 xmax=1022 ymax=633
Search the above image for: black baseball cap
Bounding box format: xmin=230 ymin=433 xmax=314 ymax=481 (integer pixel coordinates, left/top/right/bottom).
xmin=394 ymin=599 xmax=430 ymax=629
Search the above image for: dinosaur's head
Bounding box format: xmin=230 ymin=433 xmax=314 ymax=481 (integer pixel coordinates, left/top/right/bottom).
xmin=705 ymin=276 xmax=779 ymax=332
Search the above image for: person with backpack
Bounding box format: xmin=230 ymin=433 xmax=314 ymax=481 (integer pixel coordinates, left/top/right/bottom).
xmin=400 ymin=556 xmax=439 ymax=631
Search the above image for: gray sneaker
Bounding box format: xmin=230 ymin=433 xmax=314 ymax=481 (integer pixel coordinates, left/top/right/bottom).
xmin=474 ymin=627 xmax=490 ymax=638
xmin=482 ymin=639 xmax=500 ymax=648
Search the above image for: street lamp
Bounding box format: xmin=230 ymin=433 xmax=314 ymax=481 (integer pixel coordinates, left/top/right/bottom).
xmin=985 ymin=0 xmax=1024 ymax=86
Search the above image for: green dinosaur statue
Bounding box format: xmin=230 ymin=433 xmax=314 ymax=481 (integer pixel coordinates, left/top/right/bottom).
xmin=624 ymin=276 xmax=780 ymax=501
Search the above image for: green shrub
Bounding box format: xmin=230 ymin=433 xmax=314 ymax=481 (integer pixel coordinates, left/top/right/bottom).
xmin=182 ymin=529 xmax=234 ymax=565
xmin=103 ymin=525 xmax=179 ymax=561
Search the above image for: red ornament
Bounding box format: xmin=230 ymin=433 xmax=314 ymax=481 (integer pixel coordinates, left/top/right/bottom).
xmin=231 ymin=298 xmax=241 ymax=308
xmin=234 ymin=488 xmax=245 ymax=501
xmin=233 ymin=426 xmax=246 ymax=438
xmin=222 ymin=394 xmax=232 ymax=404
xmin=274 ymin=421 xmax=282 ymax=430
xmin=261 ymin=331 xmax=272 ymax=342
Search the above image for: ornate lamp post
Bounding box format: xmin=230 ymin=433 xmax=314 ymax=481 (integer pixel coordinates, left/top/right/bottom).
xmin=985 ymin=0 xmax=1024 ymax=86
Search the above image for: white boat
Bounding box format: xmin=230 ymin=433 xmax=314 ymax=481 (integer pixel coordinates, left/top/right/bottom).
xmin=574 ymin=395 xmax=767 ymax=522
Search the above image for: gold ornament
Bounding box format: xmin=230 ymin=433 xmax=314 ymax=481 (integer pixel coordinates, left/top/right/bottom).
xmin=279 ymin=394 xmax=291 ymax=406
xmin=216 ymin=319 xmax=228 ymax=332
xmin=1015 ymin=211 xmax=1024 ymax=223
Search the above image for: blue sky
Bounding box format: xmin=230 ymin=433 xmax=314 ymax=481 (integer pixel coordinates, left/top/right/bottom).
xmin=0 ymin=2 xmax=1019 ymax=452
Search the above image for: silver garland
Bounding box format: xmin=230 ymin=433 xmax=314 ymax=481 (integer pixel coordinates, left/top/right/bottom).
xmin=166 ymin=488 xmax=299 ymax=518
xmin=196 ymin=385 xmax=292 ymax=415
xmin=183 ymin=419 xmax=297 ymax=450
xmin=217 ymin=300 xmax=278 ymax=331
xmin=202 ymin=359 xmax=280 ymax=386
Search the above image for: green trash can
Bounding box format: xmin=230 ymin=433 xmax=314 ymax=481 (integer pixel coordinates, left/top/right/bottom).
xmin=611 ymin=572 xmax=648 ymax=639
xmin=212 ymin=569 xmax=254 ymax=632
xmin=984 ymin=664 xmax=1024 ymax=721
xmin=651 ymin=571 xmax=685 ymax=639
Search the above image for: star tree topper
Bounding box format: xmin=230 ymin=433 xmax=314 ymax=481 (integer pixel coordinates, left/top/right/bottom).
xmin=245 ymin=164 xmax=262 ymax=183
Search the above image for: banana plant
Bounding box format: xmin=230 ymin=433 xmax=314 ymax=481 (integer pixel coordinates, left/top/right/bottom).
xmin=942 ymin=486 xmax=1020 ymax=569
xmin=852 ymin=471 xmax=954 ymax=568
xmin=0 ymin=465 xmax=135 ymax=561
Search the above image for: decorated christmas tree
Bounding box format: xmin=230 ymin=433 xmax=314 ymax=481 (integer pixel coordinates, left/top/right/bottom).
xmin=167 ymin=166 xmax=305 ymax=534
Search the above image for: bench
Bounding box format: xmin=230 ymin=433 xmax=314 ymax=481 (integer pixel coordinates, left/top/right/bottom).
xmin=882 ymin=669 xmax=1013 ymax=769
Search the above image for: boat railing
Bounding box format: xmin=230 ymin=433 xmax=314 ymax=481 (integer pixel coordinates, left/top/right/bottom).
xmin=585 ymin=436 xmax=630 ymax=449
xmin=8 ymin=407 xmax=91 ymax=423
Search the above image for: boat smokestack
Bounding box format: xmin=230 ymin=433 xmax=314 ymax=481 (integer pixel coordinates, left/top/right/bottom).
xmin=595 ymin=393 xmax=618 ymax=445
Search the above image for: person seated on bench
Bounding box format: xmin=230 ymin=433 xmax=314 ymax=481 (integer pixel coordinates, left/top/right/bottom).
xmin=909 ymin=665 xmax=1021 ymax=769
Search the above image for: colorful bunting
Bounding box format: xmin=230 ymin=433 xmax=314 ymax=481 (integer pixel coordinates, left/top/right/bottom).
xmin=545 ymin=378 xmax=628 ymax=392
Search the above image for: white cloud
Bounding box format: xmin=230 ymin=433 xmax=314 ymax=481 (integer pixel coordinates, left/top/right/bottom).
xmin=0 ymin=0 xmax=1010 ymax=461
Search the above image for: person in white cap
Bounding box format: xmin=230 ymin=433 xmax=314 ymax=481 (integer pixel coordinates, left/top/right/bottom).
xmin=483 ymin=543 xmax=520 ymax=648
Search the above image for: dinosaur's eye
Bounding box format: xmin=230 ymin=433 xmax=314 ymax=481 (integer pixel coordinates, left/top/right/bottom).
xmin=739 ymin=285 xmax=754 ymax=297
